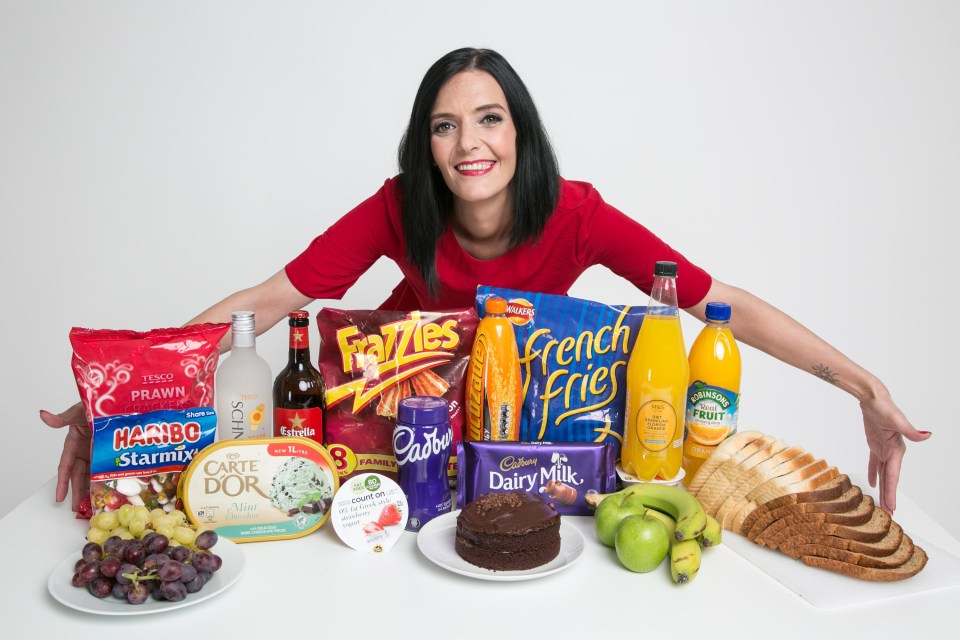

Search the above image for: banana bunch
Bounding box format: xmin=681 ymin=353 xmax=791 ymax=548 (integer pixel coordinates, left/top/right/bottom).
xmin=588 ymin=483 xmax=722 ymax=584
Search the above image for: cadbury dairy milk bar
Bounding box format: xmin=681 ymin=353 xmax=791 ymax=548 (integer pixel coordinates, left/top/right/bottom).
xmin=457 ymin=441 xmax=617 ymax=515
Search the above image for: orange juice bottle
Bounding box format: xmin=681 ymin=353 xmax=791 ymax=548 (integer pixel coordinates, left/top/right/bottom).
xmin=465 ymin=297 xmax=522 ymax=441
xmin=682 ymin=302 xmax=741 ymax=485
xmin=622 ymin=261 xmax=689 ymax=481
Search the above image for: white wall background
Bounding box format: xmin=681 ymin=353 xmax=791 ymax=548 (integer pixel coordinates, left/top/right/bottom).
xmin=2 ymin=0 xmax=957 ymax=539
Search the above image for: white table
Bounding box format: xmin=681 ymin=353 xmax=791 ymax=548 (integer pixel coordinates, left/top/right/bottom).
xmin=6 ymin=478 xmax=959 ymax=639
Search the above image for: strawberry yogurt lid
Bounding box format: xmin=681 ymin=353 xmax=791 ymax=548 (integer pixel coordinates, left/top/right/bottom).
xmin=330 ymin=473 xmax=408 ymax=553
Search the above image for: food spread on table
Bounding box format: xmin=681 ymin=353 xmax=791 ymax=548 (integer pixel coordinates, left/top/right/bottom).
xmin=57 ymin=270 xmax=929 ymax=613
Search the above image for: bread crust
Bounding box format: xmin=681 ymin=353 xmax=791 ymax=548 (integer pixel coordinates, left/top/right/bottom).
xmin=740 ymin=475 xmax=852 ymax=537
xmin=800 ymin=545 xmax=927 ymax=582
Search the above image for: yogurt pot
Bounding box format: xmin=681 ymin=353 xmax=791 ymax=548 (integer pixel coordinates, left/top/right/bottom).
xmin=616 ymin=464 xmax=685 ymax=489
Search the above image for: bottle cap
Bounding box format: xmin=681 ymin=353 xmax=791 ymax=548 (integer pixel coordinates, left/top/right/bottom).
xmin=289 ymin=310 xmax=309 ymax=320
xmin=705 ymin=302 xmax=732 ymax=322
xmin=231 ymin=311 xmax=256 ymax=334
xmin=654 ymin=261 xmax=678 ymax=277
xmin=484 ymin=297 xmax=507 ymax=315
xmin=397 ymin=396 xmax=449 ymax=425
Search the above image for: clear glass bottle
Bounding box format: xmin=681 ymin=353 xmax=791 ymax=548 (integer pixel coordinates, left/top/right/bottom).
xmin=273 ymin=310 xmax=324 ymax=445
xmin=216 ymin=311 xmax=273 ymax=440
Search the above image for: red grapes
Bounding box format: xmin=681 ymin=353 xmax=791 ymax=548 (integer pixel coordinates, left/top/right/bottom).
xmin=69 ymin=530 xmax=222 ymax=605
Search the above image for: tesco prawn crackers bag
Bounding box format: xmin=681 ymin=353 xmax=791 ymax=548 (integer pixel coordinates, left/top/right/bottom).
xmin=475 ymin=287 xmax=643 ymax=456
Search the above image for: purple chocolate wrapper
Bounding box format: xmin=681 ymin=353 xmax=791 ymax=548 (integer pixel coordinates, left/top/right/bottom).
xmin=456 ymin=441 xmax=617 ymax=516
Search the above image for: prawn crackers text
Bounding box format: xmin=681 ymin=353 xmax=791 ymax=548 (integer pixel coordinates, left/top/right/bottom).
xmin=316 ymin=308 xmax=478 ymax=482
xmin=475 ymin=287 xmax=643 ymax=456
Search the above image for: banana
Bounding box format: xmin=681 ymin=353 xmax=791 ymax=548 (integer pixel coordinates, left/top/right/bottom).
xmin=642 ymin=507 xmax=676 ymax=538
xmin=591 ymin=484 xmax=707 ymax=541
xmin=670 ymin=538 xmax=702 ymax=584
xmin=697 ymin=514 xmax=722 ymax=548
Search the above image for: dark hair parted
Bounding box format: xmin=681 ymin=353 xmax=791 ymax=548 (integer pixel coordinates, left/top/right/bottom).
xmin=397 ymin=48 xmax=560 ymax=297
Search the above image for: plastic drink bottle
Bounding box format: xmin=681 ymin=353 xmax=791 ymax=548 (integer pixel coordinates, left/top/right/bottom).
xmin=683 ymin=302 xmax=741 ymax=485
xmin=216 ymin=311 xmax=273 ymax=440
xmin=622 ymin=261 xmax=689 ymax=481
xmin=465 ymin=297 xmax=522 ymax=441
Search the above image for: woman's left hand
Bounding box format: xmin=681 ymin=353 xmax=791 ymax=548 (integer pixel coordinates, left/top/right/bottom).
xmin=860 ymin=391 xmax=931 ymax=515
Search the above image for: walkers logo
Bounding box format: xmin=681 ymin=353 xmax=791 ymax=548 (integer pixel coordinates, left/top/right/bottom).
xmin=506 ymin=298 xmax=535 ymax=326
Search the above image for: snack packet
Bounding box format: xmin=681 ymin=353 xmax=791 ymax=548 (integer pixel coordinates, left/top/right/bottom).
xmin=316 ymin=308 xmax=478 ymax=483
xmin=475 ymin=287 xmax=644 ymax=455
xmin=70 ymin=323 xmax=229 ymax=517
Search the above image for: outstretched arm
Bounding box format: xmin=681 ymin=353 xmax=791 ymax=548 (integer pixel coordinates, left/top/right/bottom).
xmin=184 ymin=268 xmax=313 ymax=351
xmin=685 ymin=279 xmax=930 ymax=514
xmin=41 ymin=268 xmax=312 ymax=510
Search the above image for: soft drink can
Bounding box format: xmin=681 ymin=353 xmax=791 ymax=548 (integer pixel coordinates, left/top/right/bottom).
xmin=393 ymin=396 xmax=453 ymax=531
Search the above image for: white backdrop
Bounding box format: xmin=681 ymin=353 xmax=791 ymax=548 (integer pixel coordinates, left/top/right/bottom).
xmin=1 ymin=1 xmax=957 ymax=539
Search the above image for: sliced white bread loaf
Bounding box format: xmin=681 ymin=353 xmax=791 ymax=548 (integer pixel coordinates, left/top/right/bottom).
xmin=686 ymin=430 xmax=766 ymax=495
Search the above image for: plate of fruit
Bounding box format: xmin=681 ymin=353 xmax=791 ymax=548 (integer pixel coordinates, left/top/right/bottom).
xmin=48 ymin=505 xmax=244 ymax=615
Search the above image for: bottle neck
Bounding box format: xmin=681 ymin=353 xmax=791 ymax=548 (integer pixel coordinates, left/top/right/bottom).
xmin=287 ymin=323 xmax=311 ymax=364
xmin=648 ymin=275 xmax=680 ymax=316
xmin=232 ymin=331 xmax=257 ymax=350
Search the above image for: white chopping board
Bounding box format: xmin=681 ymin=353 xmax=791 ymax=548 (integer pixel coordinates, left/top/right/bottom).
xmin=723 ymin=480 xmax=960 ymax=609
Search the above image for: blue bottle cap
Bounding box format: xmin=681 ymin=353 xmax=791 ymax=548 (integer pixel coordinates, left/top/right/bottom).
xmin=705 ymin=302 xmax=732 ymax=322
xmin=397 ymin=396 xmax=449 ymax=425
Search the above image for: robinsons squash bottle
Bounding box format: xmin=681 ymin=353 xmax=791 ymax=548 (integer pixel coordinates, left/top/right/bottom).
xmin=622 ymin=261 xmax=689 ymax=482
xmin=683 ymin=302 xmax=741 ymax=485
xmin=216 ymin=311 xmax=273 ymax=440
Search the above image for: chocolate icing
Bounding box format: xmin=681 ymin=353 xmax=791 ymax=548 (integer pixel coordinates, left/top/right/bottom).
xmin=457 ymin=491 xmax=559 ymax=535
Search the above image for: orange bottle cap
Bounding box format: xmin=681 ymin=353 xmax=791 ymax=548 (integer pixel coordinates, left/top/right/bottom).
xmin=485 ymin=298 xmax=507 ymax=314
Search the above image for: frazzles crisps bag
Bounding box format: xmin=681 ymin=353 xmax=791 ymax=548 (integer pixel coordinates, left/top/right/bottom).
xmin=70 ymin=323 xmax=229 ymax=517
xmin=316 ymin=308 xmax=478 ymax=482
xmin=475 ymin=287 xmax=644 ymax=456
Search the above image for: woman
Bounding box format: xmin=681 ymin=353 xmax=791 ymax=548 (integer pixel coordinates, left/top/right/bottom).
xmin=42 ymin=48 xmax=929 ymax=515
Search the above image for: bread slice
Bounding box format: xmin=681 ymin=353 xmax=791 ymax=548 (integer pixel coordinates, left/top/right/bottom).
xmin=730 ymin=466 xmax=842 ymax=533
xmin=743 ymin=481 xmax=860 ymax=540
xmin=740 ymin=474 xmax=853 ymax=537
xmin=800 ymin=544 xmax=927 ymax=582
xmin=705 ymin=447 xmax=811 ymax=522
xmin=770 ymin=505 xmax=891 ymax=548
xmin=686 ymin=430 xmax=766 ymax=495
xmin=695 ymin=435 xmax=784 ymax=514
xmin=755 ymin=494 xmax=874 ymax=547
xmin=713 ymin=453 xmax=818 ymax=529
xmin=779 ymin=520 xmax=905 ymax=559
xmin=791 ymin=532 xmax=915 ymax=569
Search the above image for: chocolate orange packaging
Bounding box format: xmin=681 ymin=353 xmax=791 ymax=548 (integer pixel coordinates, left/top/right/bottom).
xmin=475 ymin=287 xmax=644 ymax=456
xmin=316 ymin=308 xmax=478 ymax=483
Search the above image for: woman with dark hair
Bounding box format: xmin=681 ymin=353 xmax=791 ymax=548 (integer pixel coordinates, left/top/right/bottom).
xmin=42 ymin=47 xmax=929 ymax=517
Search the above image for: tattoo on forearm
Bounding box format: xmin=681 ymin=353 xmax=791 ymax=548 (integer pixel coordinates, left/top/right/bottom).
xmin=812 ymin=364 xmax=839 ymax=384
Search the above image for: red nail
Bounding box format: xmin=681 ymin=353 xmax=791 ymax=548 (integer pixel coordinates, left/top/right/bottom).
xmin=920 ymin=431 xmax=932 ymax=435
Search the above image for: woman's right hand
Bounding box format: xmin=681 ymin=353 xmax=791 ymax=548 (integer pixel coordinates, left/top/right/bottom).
xmin=39 ymin=403 xmax=91 ymax=512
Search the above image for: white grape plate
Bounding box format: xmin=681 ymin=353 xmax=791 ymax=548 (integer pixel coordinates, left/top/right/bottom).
xmin=47 ymin=537 xmax=245 ymax=616
xmin=416 ymin=510 xmax=585 ymax=581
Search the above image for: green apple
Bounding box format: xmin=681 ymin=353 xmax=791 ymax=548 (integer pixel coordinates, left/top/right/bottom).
xmin=594 ymin=493 xmax=648 ymax=547
xmin=615 ymin=513 xmax=671 ymax=573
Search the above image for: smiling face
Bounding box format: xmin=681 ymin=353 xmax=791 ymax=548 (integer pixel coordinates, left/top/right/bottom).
xmin=430 ymin=70 xmax=517 ymax=216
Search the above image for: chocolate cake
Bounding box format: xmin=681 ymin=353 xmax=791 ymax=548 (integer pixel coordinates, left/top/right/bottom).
xmin=455 ymin=491 xmax=561 ymax=571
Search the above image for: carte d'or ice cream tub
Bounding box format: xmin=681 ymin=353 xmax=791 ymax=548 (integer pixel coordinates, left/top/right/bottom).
xmin=180 ymin=437 xmax=339 ymax=543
